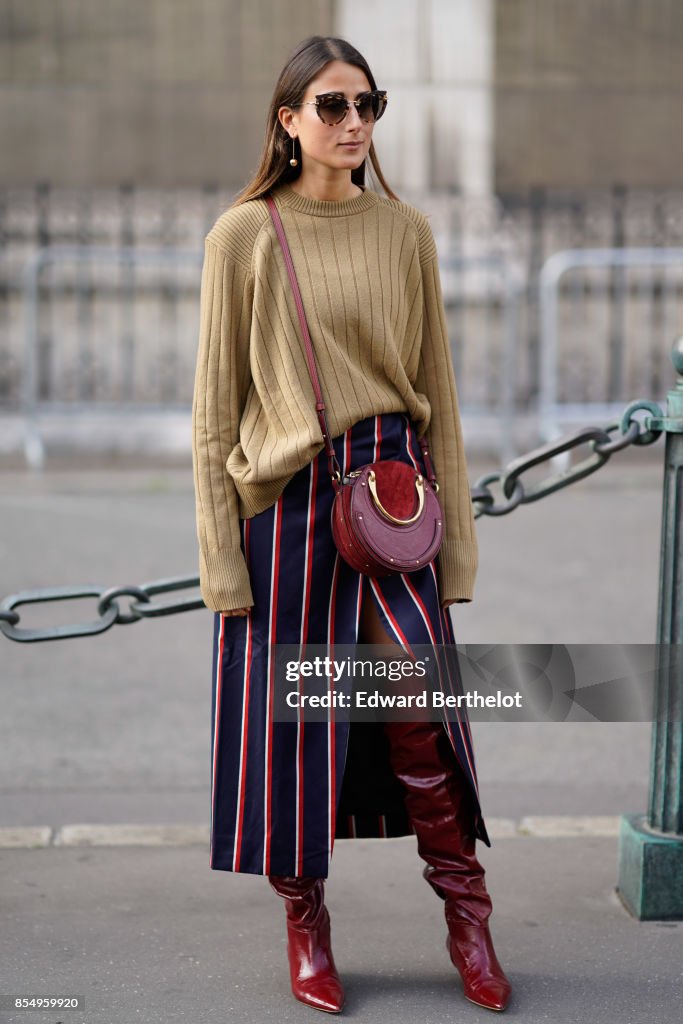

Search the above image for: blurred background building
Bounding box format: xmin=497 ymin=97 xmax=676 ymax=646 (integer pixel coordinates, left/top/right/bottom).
xmin=3 ymin=0 xmax=681 ymax=192
xmin=1 ymin=0 xmax=682 ymax=462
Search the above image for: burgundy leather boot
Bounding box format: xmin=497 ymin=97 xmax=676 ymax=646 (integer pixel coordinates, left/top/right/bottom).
xmin=382 ymin=719 xmax=512 ymax=1012
xmin=268 ymin=874 xmax=345 ymax=1014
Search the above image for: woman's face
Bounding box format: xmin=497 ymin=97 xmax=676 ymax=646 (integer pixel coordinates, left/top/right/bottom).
xmin=279 ymin=60 xmax=375 ymax=177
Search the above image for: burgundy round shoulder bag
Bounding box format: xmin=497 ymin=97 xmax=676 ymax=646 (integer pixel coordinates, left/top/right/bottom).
xmin=265 ymin=193 xmax=443 ymax=578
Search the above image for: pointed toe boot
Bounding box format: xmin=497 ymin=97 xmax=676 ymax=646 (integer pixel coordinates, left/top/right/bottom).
xmin=383 ymin=718 xmax=512 ymax=1012
xmin=269 ymin=874 xmax=345 ymax=1014
xmin=443 ymin=914 xmax=512 ymax=1011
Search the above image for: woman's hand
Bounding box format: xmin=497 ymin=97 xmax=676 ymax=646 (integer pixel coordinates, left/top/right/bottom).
xmin=220 ymin=607 xmax=251 ymax=616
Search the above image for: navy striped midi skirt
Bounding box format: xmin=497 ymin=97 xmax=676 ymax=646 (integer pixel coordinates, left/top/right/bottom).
xmin=210 ymin=411 xmax=491 ymax=878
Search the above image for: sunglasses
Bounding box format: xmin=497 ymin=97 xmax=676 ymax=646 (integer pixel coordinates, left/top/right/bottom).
xmin=301 ymin=89 xmax=388 ymax=126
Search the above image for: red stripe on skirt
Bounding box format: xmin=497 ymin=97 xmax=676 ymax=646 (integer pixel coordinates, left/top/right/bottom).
xmin=297 ymin=458 xmax=318 ymax=875
xmin=374 ymin=415 xmax=382 ymax=460
xmin=404 ymin=419 xmax=419 ymax=471
xmin=264 ymin=501 xmax=284 ymax=874
xmin=210 ymin=613 xmax=225 ymax=869
xmin=368 ymin=576 xmax=417 ymax=660
xmin=233 ymin=520 xmax=254 ymax=872
xmin=327 ymin=551 xmax=342 ymax=868
xmin=236 ymin=610 xmax=254 ymax=868
xmin=402 ymin=573 xmax=437 ymax=643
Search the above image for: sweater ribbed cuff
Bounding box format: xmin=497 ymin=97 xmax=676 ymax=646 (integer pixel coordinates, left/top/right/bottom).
xmin=199 ymin=546 xmax=254 ymax=613
xmin=436 ymin=539 xmax=478 ymax=604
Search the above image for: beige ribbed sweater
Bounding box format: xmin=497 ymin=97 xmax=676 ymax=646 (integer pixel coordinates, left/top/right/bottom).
xmin=191 ymin=181 xmax=478 ymax=612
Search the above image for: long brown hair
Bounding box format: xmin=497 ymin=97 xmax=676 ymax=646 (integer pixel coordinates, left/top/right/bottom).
xmin=232 ymin=35 xmax=400 ymax=207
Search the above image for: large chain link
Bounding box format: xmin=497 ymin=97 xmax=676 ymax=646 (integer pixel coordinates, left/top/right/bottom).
xmin=471 ymin=400 xmax=662 ymax=518
xmin=1 ymin=400 xmax=664 ymax=642
xmin=1 ymin=578 xmax=205 ymax=643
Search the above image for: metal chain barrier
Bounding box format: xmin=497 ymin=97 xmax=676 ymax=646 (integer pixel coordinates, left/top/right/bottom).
xmin=471 ymin=399 xmax=662 ymax=516
xmin=0 ymin=399 xmax=664 ymax=643
xmin=0 ymin=578 xmax=205 ymax=643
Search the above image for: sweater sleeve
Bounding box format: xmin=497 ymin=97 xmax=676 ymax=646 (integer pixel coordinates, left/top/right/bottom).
xmin=415 ymin=247 xmax=479 ymax=603
xmin=191 ymin=238 xmax=255 ymax=612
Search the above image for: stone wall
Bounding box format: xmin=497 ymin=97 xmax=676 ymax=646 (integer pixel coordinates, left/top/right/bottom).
xmin=495 ymin=0 xmax=683 ymax=188
xmin=0 ymin=0 xmax=333 ymax=187
xmin=2 ymin=0 xmax=681 ymax=192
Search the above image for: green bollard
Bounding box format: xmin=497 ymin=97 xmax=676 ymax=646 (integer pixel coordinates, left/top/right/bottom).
xmin=616 ymin=336 xmax=683 ymax=920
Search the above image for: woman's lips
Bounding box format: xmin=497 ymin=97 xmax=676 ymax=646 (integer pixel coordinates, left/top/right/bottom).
xmin=340 ymin=141 xmax=363 ymax=148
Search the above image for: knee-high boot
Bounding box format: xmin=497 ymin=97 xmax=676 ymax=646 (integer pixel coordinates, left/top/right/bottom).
xmin=268 ymin=874 xmax=345 ymax=1014
xmin=382 ymin=719 xmax=512 ymax=1012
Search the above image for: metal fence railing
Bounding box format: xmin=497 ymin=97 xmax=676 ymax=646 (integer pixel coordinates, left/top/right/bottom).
xmin=538 ymin=247 xmax=683 ymax=445
xmin=3 ymin=183 xmax=683 ymax=463
xmin=19 ymin=245 xmax=203 ymax=468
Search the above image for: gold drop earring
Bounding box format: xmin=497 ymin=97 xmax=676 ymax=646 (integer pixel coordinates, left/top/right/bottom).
xmin=289 ymin=135 xmax=298 ymax=168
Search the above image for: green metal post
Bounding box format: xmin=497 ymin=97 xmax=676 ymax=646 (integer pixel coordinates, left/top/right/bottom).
xmin=617 ymin=337 xmax=683 ymax=920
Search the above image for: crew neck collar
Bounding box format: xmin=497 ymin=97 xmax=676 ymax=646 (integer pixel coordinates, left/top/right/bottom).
xmin=273 ymin=181 xmax=379 ymax=217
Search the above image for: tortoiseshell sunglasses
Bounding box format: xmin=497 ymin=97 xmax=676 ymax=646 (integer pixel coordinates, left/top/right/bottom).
xmin=300 ymin=90 xmax=388 ymax=126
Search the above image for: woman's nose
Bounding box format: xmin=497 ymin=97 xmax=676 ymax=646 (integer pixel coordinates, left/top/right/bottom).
xmin=345 ymin=103 xmax=364 ymax=128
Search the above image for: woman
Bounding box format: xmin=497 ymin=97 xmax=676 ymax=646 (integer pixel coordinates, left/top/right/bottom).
xmin=191 ymin=34 xmax=511 ymax=1015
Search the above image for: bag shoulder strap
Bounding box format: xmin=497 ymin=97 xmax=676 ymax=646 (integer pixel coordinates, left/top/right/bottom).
xmin=265 ymin=192 xmax=438 ymax=489
xmin=265 ymin=194 xmax=342 ymax=488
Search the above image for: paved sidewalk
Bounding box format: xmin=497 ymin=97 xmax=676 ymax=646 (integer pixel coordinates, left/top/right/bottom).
xmin=1 ymin=833 xmax=681 ymax=1024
